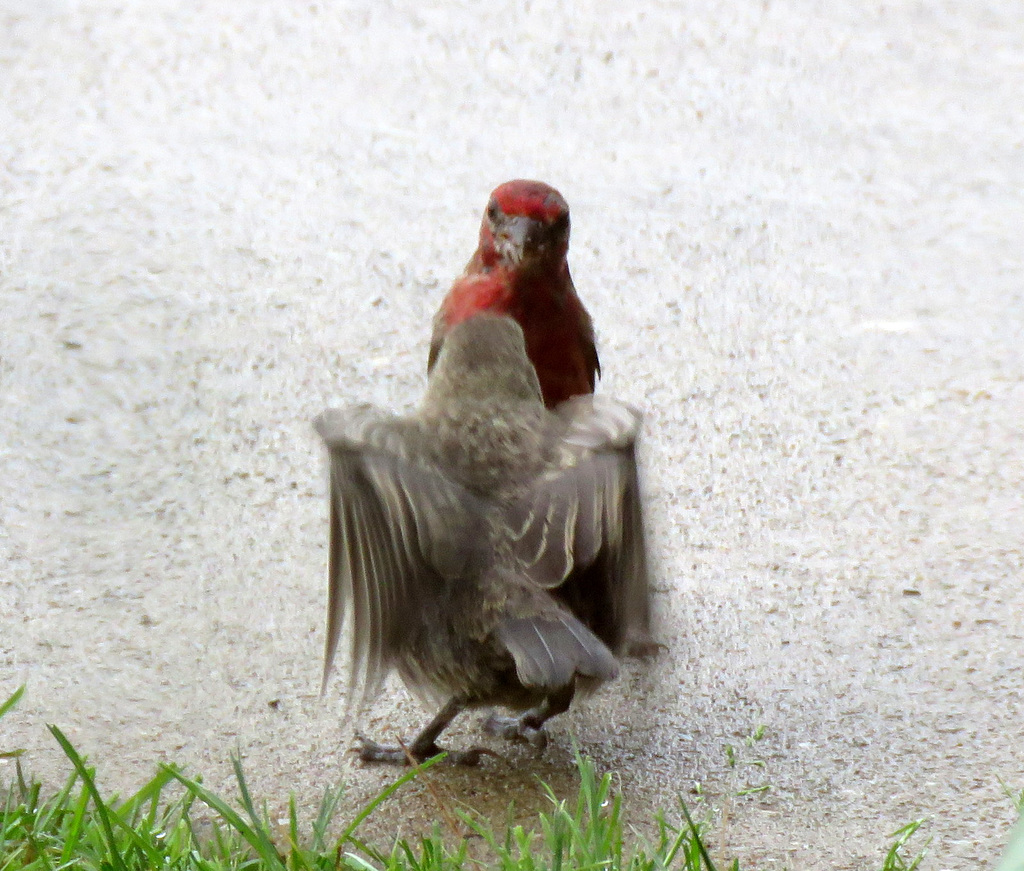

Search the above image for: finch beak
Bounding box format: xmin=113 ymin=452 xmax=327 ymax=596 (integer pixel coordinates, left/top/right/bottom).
xmin=495 ymin=216 xmax=544 ymax=266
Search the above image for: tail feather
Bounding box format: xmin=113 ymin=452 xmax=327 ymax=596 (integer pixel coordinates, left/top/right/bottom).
xmin=497 ymin=613 xmax=619 ymax=690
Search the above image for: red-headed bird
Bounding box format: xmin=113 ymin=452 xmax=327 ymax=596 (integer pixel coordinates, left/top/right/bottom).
xmin=429 ymin=180 xmax=599 ymax=409
xmin=316 ymin=315 xmax=650 ymax=764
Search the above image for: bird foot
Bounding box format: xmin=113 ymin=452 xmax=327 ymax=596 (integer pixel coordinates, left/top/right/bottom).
xmin=481 ymin=714 xmax=549 ymax=752
xmin=354 ymin=734 xmax=496 ymax=766
xmin=626 ymin=635 xmax=668 ymax=659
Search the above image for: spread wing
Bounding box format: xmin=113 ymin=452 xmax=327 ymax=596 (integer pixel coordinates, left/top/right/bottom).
xmin=507 ymin=396 xmax=652 ymax=654
xmin=314 ymin=405 xmax=484 ymax=712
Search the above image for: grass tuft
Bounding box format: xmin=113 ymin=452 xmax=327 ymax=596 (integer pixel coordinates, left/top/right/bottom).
xmin=0 ymin=685 xmax=954 ymax=870
xmin=879 ymin=819 xmax=930 ymax=871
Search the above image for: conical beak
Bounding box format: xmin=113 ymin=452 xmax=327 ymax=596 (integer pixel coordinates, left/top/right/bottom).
xmin=496 ymin=216 xmax=545 ymax=264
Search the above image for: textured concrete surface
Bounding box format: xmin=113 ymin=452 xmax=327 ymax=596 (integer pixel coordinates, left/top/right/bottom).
xmin=2 ymin=1 xmax=1022 ymax=868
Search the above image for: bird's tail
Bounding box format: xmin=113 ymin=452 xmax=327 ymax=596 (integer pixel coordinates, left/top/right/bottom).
xmin=496 ymin=611 xmax=619 ymax=691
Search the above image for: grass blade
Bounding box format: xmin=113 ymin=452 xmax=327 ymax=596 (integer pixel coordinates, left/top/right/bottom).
xmin=46 ymin=724 xmax=129 ymax=871
xmin=996 ymin=816 xmax=1024 ymax=871
xmin=0 ymin=685 xmax=25 ymax=721
xmin=162 ymin=762 xmax=287 ymax=871
xmin=679 ymin=796 xmax=719 ymax=871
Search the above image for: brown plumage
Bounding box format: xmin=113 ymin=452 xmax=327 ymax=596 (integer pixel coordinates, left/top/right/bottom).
xmin=315 ymin=314 xmax=651 ymax=764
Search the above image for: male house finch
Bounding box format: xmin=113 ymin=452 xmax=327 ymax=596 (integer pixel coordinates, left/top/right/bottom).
xmin=316 ymin=315 xmax=650 ymax=764
xmin=429 ymin=180 xmax=599 ymax=409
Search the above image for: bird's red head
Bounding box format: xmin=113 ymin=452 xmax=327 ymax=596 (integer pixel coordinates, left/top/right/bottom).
xmin=477 ymin=180 xmax=571 ymax=272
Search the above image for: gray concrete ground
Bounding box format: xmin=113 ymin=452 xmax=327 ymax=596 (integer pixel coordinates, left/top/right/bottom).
xmin=2 ymin=1 xmax=1023 ymax=868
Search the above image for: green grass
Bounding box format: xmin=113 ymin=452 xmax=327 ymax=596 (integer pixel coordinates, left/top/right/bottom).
xmin=878 ymin=819 xmax=929 ymax=871
xmin=996 ymin=778 xmax=1024 ymax=871
xmin=0 ymin=686 xmax=940 ymax=870
xmin=1 ymin=728 xmax=709 ymax=871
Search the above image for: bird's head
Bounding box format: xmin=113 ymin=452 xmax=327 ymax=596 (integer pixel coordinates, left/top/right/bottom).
xmin=477 ymin=180 xmax=570 ymax=273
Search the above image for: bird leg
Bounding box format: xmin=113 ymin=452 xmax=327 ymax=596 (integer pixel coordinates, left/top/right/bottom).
xmin=626 ymin=633 xmax=669 ymax=659
xmin=356 ymin=696 xmax=493 ymax=766
xmin=482 ymin=684 xmax=576 ymax=752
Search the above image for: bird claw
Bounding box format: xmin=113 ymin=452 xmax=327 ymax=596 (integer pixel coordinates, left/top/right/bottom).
xmin=353 ymin=733 xmax=497 ymax=766
xmin=626 ymin=635 xmax=668 ymax=659
xmin=481 ymin=714 xmax=549 ymax=752
xmin=353 ymin=733 xmax=418 ymax=764
xmin=446 ymin=746 xmax=502 ymax=766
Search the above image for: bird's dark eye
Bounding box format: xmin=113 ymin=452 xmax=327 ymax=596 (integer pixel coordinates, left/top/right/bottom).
xmin=486 ymin=201 xmax=500 ymax=222
xmin=551 ymin=212 xmax=570 ymax=233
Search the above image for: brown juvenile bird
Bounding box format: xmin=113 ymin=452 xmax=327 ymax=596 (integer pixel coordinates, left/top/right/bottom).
xmin=315 ymin=315 xmax=651 ymax=764
xmin=429 ymin=180 xmax=599 ymax=409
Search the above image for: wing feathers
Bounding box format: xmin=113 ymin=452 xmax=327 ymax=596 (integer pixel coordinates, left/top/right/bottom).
xmin=507 ymin=396 xmax=652 ymax=653
xmin=315 ymin=407 xmax=482 ymax=712
xmin=314 ymin=393 xmax=650 ymax=715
